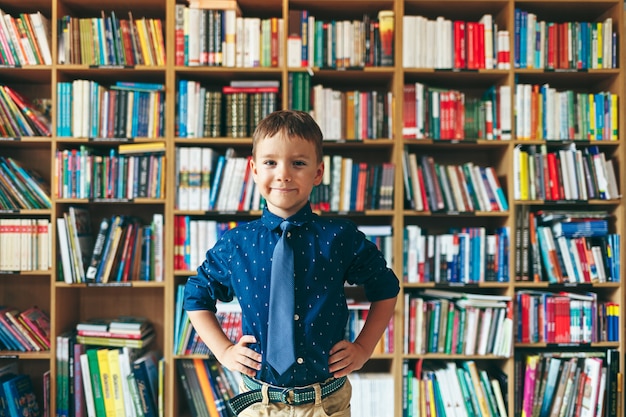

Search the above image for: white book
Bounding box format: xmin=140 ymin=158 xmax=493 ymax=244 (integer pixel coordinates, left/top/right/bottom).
xmin=28 ymin=11 xmax=52 ymax=65
xmin=340 ymin=157 xmax=353 ymax=212
xmin=476 ymin=307 xmax=493 ymax=355
xmin=56 ymin=217 xmax=74 ymax=283
xmin=481 ymin=14 xmax=494 ymax=69
xmin=80 ymin=353 xmax=97 ymax=417
xmin=118 ymin=348 xmax=137 ymax=417
xmin=187 ymin=146 xmax=202 ymax=210
xmin=406 ymin=225 xmax=420 ymax=283
xmin=200 ymin=147 xmax=216 ymax=211
xmin=186 ymin=8 xmax=201 ymax=65
xmin=499 ymin=85 xmax=512 ymax=139
xmin=152 ymin=213 xmax=164 ymax=282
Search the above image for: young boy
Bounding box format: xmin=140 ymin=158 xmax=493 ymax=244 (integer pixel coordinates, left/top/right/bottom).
xmin=184 ymin=110 xmax=399 ymax=416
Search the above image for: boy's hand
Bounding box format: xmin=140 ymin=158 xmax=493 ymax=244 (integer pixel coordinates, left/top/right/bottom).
xmin=217 ymin=335 xmax=262 ymax=376
xmin=328 ymin=340 xmax=369 ymax=377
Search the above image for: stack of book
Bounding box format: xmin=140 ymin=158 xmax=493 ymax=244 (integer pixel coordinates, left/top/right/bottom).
xmin=76 ymin=316 xmax=155 ymax=349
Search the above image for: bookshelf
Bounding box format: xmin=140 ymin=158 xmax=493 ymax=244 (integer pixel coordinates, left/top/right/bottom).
xmin=0 ymin=0 xmax=623 ymax=416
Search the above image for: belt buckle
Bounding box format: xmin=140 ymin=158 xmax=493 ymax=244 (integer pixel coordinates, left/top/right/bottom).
xmin=280 ymin=388 xmax=293 ymax=405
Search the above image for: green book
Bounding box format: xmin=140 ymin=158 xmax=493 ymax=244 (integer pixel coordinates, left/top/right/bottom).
xmin=86 ymin=348 xmax=107 ymax=417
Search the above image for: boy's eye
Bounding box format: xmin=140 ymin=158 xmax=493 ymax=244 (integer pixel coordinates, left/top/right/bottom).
xmin=263 ymin=160 xmax=276 ymax=166
xmin=293 ymin=161 xmax=306 ymax=167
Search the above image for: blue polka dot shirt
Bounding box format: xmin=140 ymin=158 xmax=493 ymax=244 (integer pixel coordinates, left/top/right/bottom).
xmin=184 ymin=203 xmax=399 ymax=387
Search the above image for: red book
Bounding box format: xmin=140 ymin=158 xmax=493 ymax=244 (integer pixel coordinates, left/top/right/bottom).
xmin=466 ymin=21 xmax=478 ymax=69
xmin=355 ymin=162 xmax=368 ymax=211
xmin=477 ymin=22 xmax=485 ymax=68
xmin=546 ymin=23 xmax=556 ymax=69
xmin=402 ymin=84 xmax=417 ymax=139
xmin=546 ymin=151 xmax=560 ymax=200
xmin=453 ymin=20 xmax=466 ymax=69
xmin=520 ymin=292 xmax=530 ymax=343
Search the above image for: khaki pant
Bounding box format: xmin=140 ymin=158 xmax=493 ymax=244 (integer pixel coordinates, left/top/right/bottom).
xmin=236 ymin=378 xmax=352 ymax=417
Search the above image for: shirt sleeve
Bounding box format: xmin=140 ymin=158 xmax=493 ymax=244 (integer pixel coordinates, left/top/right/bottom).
xmin=345 ymin=227 xmax=400 ymax=302
xmin=183 ymin=232 xmax=236 ymax=312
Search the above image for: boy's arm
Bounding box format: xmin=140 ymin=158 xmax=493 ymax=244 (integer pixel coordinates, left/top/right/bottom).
xmin=328 ymin=296 xmax=397 ymax=377
xmin=187 ymin=310 xmax=261 ymax=376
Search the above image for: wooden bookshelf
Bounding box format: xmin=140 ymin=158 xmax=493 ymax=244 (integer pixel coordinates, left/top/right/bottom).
xmin=0 ymin=0 xmax=623 ymax=416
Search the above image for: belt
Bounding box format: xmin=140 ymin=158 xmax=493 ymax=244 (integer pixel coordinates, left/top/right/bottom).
xmin=228 ymin=375 xmax=347 ymax=415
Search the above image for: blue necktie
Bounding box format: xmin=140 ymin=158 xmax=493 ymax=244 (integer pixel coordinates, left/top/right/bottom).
xmin=267 ymin=221 xmax=296 ymax=375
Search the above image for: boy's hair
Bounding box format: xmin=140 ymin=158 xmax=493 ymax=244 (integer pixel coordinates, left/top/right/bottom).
xmin=252 ymin=110 xmax=324 ymax=163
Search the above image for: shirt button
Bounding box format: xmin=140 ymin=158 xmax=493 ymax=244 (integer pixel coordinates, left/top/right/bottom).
xmin=294 ymin=314 xmax=299 ymax=321
xmin=286 ymin=232 xmax=291 ymax=238
xmin=297 ymin=357 xmax=304 ymax=364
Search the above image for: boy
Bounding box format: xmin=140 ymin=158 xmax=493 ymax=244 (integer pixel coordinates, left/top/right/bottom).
xmin=184 ymin=110 xmax=399 ymax=416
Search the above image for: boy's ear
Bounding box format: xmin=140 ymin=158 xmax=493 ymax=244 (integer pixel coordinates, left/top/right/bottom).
xmin=314 ymin=161 xmax=324 ymax=185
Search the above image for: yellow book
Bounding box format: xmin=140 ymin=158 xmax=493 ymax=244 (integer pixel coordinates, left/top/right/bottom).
xmin=426 ymin=376 xmax=437 ymax=417
xmin=133 ymin=15 xmax=154 ymax=66
xmin=519 ymin=148 xmax=529 ymax=200
xmin=588 ymin=93 xmax=596 ymax=140
xmin=97 ymin=349 xmax=117 ymax=417
xmin=463 ymin=361 xmax=492 ymax=417
xmin=107 ymin=349 xmax=127 ymax=417
xmin=611 ymin=94 xmax=618 ymax=140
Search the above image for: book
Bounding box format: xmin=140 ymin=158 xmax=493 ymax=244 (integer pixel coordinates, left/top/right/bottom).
xmin=132 ymin=351 xmax=161 ymax=417
xmin=85 ymin=217 xmax=111 ymax=282
xmin=76 ymin=331 xmax=155 ymax=349
xmin=1 ymin=373 xmax=41 ymax=417
xmin=67 ymin=206 xmax=94 ymax=283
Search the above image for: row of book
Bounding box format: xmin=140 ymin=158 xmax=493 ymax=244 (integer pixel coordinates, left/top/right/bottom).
xmin=516 ymin=350 xmax=620 ymax=417
xmin=177 ymin=5 xmax=281 ymax=68
xmin=403 ymin=83 xmax=512 ymax=141
xmin=516 ymin=290 xmax=619 ymax=344
xmin=0 ymin=10 xmax=51 ymax=66
xmin=173 ymin=216 xmax=393 ymax=274
xmin=403 ymin=226 xmax=510 ymax=284
xmin=403 ymin=290 xmax=513 ymax=357
xmin=55 ymin=331 xmax=163 ymax=417
xmin=515 ymin=85 xmax=618 ymax=141
xmin=0 ymin=362 xmax=42 ymax=417
xmin=403 ymin=151 xmax=509 ymax=213
xmin=514 ymin=10 xmax=616 ymax=70
xmin=310 ymin=85 xmax=393 ymax=140
xmin=57 ymin=12 xmax=165 ymax=66
xmin=515 ymin=208 xmax=620 ymax=284
xmin=177 ymin=358 xmax=240 ymax=417
xmin=55 ymin=142 xmax=166 ymax=200
xmin=285 ymin=9 xmax=394 ymax=68
xmin=173 ymin=289 xmax=241 ymax=356
xmin=0 ymin=156 xmax=51 ymax=210
xmin=0 ymin=218 xmax=50 ymax=272
xmin=313 ymin=156 xmax=395 ymax=212
xmin=403 ymin=14 xmax=511 ymax=70
xmin=56 ymin=81 xmax=166 ymax=139
xmin=403 ymin=359 xmax=509 ymax=417
xmin=176 ymin=80 xmax=278 ymax=138
xmin=0 ymin=305 xmax=50 ymax=352
xmin=514 ymin=144 xmax=620 ymax=202
xmin=0 ymin=84 xmax=51 ymax=137
xmin=347 ymin=303 xmax=394 ymax=354
xmin=57 ymin=209 xmax=164 ymax=284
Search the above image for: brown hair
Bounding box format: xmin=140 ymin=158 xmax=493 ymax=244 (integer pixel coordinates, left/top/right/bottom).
xmin=252 ymin=110 xmax=324 ymax=163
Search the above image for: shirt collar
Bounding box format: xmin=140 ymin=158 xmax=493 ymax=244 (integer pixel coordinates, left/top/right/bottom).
xmin=261 ymin=203 xmax=314 ymax=231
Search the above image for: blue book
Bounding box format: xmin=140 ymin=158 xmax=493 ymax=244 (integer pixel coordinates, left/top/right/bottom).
xmin=538 ymin=358 xmax=562 ymax=417
xmin=178 ymin=80 xmax=188 ymax=137
xmin=2 ymin=374 xmax=41 ymax=417
xmin=140 ymin=225 xmax=153 ymax=281
xmin=95 ymin=215 xmax=124 ymax=282
xmin=208 ymin=155 xmax=226 ymax=210
xmin=132 ymin=351 xmax=160 ymax=417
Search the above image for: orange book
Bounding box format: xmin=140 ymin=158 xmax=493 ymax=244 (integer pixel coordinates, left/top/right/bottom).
xmin=193 ymin=358 xmax=221 ymax=417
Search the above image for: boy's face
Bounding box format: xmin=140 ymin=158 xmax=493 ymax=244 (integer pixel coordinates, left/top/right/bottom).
xmin=251 ymin=133 xmax=324 ymax=219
